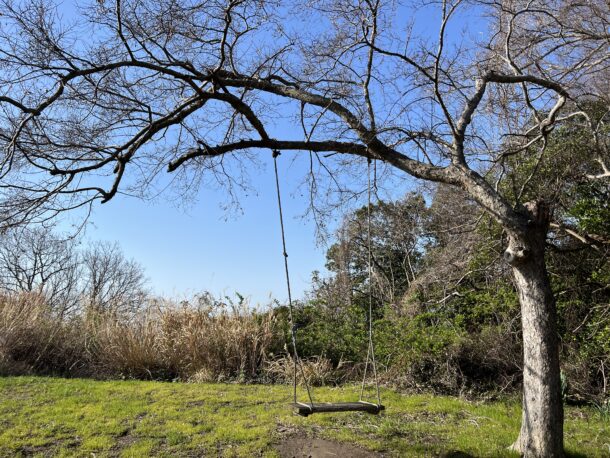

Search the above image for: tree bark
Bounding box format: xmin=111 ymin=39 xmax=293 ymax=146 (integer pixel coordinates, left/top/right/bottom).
xmin=505 ymin=201 xmax=564 ymax=457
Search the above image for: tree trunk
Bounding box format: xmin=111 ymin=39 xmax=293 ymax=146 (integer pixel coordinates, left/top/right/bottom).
xmin=505 ymin=201 xmax=563 ymax=457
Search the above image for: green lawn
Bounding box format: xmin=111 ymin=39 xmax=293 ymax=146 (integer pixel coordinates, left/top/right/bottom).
xmin=0 ymin=377 xmax=607 ymax=457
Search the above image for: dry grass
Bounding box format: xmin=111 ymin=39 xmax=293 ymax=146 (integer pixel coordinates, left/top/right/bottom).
xmin=159 ymin=300 xmax=278 ymax=381
xmin=92 ymin=298 xmax=280 ymax=381
xmin=0 ymin=292 xmax=47 ymax=374
xmin=265 ymin=355 xmax=357 ymax=386
xmin=0 ymin=292 xmax=280 ymax=381
xmin=92 ymin=311 xmax=167 ymax=379
xmin=0 ymin=293 xmax=85 ymax=375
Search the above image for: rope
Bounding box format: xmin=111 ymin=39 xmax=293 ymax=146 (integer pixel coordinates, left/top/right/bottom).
xmin=272 ymin=150 xmax=314 ymax=408
xmin=359 ymin=156 xmax=382 ymax=406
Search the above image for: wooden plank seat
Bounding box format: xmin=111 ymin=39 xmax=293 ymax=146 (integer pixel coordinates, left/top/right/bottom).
xmin=292 ymin=401 xmax=385 ymax=417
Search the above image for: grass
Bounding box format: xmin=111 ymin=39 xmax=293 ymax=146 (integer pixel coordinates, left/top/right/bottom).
xmin=0 ymin=377 xmax=607 ymax=457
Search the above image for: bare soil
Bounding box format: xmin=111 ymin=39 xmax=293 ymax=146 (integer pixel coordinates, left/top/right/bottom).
xmin=275 ymin=438 xmax=382 ymax=458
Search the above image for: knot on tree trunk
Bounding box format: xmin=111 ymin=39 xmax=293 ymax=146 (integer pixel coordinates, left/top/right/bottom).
xmin=503 ymin=245 xmax=530 ymax=265
xmin=503 ymin=200 xmax=552 ymax=266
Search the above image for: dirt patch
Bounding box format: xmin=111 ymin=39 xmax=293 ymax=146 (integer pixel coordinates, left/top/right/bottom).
xmin=275 ymin=438 xmax=382 ymax=458
xmin=114 ymin=432 xmax=137 ymax=448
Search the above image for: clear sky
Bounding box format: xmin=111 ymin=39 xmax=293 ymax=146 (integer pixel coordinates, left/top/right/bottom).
xmin=79 ymin=153 xmax=330 ymax=305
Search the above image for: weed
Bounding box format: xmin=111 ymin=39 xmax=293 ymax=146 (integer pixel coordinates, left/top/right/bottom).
xmin=593 ymin=398 xmax=610 ymax=422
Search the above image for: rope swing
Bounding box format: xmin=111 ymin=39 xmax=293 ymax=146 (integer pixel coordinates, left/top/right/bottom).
xmin=272 ymin=149 xmax=384 ymax=416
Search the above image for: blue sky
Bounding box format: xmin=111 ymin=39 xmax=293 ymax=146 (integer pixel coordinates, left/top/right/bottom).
xmin=79 ymin=153 xmax=328 ymax=305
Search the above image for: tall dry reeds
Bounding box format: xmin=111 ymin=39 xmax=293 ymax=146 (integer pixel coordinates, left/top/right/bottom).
xmin=0 ymin=292 xmax=88 ymax=375
xmin=0 ymin=292 xmax=281 ymax=381
xmin=91 ymin=310 xmax=167 ymax=379
xmin=159 ymin=299 xmax=278 ymax=381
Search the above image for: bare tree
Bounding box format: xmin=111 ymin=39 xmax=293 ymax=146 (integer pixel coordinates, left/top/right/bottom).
xmin=0 ymin=0 xmax=608 ymax=454
xmin=0 ymin=228 xmax=147 ymax=316
xmin=0 ymin=227 xmax=81 ymax=317
xmin=82 ymin=241 xmax=147 ymax=316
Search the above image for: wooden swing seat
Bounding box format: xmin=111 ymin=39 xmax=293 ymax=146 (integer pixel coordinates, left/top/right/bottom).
xmin=291 ymin=401 xmax=385 ymax=417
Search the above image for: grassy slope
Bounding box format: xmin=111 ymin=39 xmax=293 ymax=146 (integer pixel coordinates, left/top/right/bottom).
xmin=0 ymin=377 xmax=607 ymax=457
